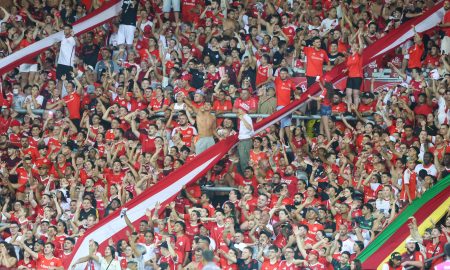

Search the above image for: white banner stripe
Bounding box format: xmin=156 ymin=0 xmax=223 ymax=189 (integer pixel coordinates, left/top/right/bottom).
xmin=69 ymin=153 xmax=222 ymax=268
xmin=0 ymin=1 xmax=122 ymax=72
xmin=372 ymin=7 xmax=445 ymax=59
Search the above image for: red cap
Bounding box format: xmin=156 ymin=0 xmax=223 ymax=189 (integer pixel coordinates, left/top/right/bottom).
xmin=10 ymin=120 xmax=21 ymax=127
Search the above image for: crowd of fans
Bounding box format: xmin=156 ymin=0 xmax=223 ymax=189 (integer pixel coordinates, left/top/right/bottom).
xmin=0 ymin=0 xmax=450 ymax=269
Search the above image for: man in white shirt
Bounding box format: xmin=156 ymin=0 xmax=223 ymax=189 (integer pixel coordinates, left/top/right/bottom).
xmin=237 ymin=103 xmax=254 ymax=173
xmin=415 ymin=152 xmax=437 ymax=177
xmin=57 ymin=24 xmax=77 ymax=82
xmin=321 ymin=7 xmax=339 ymax=33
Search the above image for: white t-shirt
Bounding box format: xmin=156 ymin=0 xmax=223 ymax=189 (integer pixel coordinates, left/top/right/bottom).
xmin=321 ymin=18 xmax=339 ymax=31
xmin=238 ymin=114 xmax=254 ymax=140
xmin=415 ymin=163 xmax=437 ymax=177
xmin=341 ymin=237 xmax=355 ymax=254
xmin=99 ymin=257 xmax=121 ymax=270
xmin=437 ymin=96 xmax=450 ymax=125
xmin=375 ymin=199 xmax=391 ymax=217
xmin=58 ymin=36 xmax=76 ymax=66
xmin=138 ymin=243 xmax=156 ymax=270
xmin=24 ymin=95 xmax=44 ymax=109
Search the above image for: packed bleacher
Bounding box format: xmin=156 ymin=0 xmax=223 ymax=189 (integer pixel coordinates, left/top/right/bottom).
xmin=0 ymin=0 xmax=450 ymax=269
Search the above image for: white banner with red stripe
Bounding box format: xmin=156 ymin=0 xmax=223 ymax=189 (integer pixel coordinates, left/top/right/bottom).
xmin=0 ymin=0 xmax=122 ymax=75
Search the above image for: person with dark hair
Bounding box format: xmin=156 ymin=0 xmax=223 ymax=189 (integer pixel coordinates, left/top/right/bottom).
xmin=258 ymin=245 xmax=280 ymax=269
xmin=273 ymin=67 xmax=295 ymax=144
xmin=425 ymin=227 xmax=445 ymax=268
xmin=303 ymin=36 xmax=331 ymax=88
xmin=19 ymin=241 xmax=63 ymax=270
xmin=202 ymin=249 xmax=221 ymax=270
xmin=353 ymin=203 xmax=375 ymax=230
xmin=57 ymin=24 xmax=76 ymax=81
xmin=172 ymin=220 xmax=191 ymax=266
xmin=61 ymin=237 xmax=75 ymax=262
xmin=407 ymin=26 xmax=424 ymax=70
xmin=0 ymin=242 xmax=17 ymax=268
xmin=401 ymin=159 xmax=418 ymax=205
xmin=351 ymin=259 xmax=362 ymax=270
xmin=382 ymin=252 xmax=403 ymax=270
xmin=237 ymin=246 xmax=259 ymax=270
xmin=308 ymin=80 xmax=333 ymax=140
xmin=327 ymin=249 xmax=351 ymax=270
xmin=17 ymin=243 xmax=35 ymax=269
xmin=158 ymin=238 xmax=178 ymax=270
xmin=256 ymin=54 xmax=273 ymax=88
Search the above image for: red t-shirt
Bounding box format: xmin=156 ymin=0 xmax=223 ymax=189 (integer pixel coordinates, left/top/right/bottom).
xmin=443 ymin=10 xmax=450 ymax=36
xmin=256 ymin=64 xmax=271 ymax=86
xmin=261 ymin=259 xmax=281 ymax=270
xmin=282 ymin=25 xmax=296 ymax=45
xmin=274 ymin=76 xmax=294 ymax=106
xmin=63 ymin=92 xmax=81 ymax=119
xmin=408 ymin=43 xmax=424 ymax=69
xmin=347 ymin=52 xmax=363 ymax=78
xmin=36 ymin=253 xmax=63 ymax=270
xmin=279 ymin=260 xmax=299 ymax=270
xmin=304 ymin=47 xmax=329 ymax=77
xmin=233 ymin=98 xmax=258 ymax=112
xmin=139 ymin=133 xmax=156 ymax=153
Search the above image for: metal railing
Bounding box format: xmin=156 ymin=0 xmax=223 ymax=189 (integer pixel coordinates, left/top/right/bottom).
xmin=11 ymin=108 xmax=369 ymax=121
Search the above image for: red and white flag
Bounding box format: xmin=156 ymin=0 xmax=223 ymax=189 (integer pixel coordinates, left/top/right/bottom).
xmin=0 ymin=0 xmax=122 ymax=75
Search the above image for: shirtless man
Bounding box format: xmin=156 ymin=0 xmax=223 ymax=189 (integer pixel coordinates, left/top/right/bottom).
xmin=185 ymin=97 xmax=218 ymax=155
xmin=223 ymin=9 xmax=240 ymax=37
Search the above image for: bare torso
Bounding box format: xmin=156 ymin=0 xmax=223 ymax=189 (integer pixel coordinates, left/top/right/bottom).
xmin=196 ymin=111 xmax=215 ymax=137
xmin=223 ymin=19 xmax=239 ymax=37
xmin=47 ymin=0 xmax=59 ymax=7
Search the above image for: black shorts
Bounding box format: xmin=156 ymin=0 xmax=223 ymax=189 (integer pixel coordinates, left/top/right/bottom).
xmin=306 ymin=76 xmax=318 ymax=88
xmin=56 ymin=64 xmax=73 ymax=80
xmin=346 ymin=77 xmax=362 ymax=90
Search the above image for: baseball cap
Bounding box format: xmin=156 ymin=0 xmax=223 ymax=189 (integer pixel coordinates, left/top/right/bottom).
xmin=10 ymin=120 xmax=21 ymax=127
xmin=390 ymin=251 xmax=402 ymax=261
xmin=406 ymin=237 xmax=417 ymax=244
